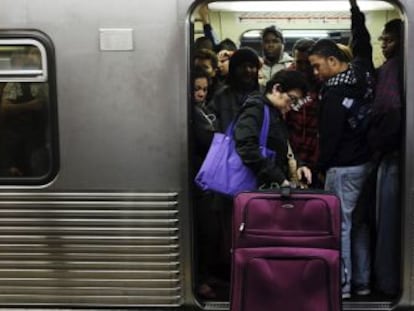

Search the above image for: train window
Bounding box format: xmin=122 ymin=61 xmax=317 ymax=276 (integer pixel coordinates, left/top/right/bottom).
xmin=0 ymin=40 xmax=47 ymax=82
xmin=0 ymin=36 xmax=58 ymax=184
xmin=240 ymin=29 xmax=351 ymax=56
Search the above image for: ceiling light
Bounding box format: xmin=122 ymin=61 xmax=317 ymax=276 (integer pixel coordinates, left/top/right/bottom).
xmin=208 ymin=1 xmax=394 ymax=12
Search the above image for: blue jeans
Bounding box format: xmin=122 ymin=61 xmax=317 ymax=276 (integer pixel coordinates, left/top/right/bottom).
xmin=325 ymin=163 xmax=371 ymax=294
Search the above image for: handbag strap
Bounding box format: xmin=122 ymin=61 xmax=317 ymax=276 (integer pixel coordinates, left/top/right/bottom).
xmin=259 ymin=104 xmax=270 ymax=146
xmin=226 ymin=102 xmax=271 ymax=149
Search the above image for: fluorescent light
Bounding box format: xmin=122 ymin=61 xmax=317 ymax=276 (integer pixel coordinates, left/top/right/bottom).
xmin=242 ymin=29 xmax=330 ymax=38
xmin=209 ymin=1 xmax=394 ymax=12
xmin=283 ymin=30 xmax=329 ymax=37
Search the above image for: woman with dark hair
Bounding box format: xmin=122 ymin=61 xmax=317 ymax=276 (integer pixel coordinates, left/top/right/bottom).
xmin=234 ymin=70 xmax=312 ymax=188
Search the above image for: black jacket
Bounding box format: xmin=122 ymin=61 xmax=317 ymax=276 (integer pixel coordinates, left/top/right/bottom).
xmin=192 ymin=102 xmax=215 ymax=174
xmin=207 ymin=85 xmax=259 ymax=133
xmin=317 ymin=6 xmax=373 ymax=172
xmin=234 ymin=94 xmax=291 ymax=186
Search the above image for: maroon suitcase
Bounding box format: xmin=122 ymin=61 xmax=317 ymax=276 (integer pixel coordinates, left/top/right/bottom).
xmin=230 ymin=190 xmax=341 ymax=311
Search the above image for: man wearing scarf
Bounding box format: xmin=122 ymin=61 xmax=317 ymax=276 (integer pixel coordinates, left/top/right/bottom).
xmin=308 ymin=0 xmax=375 ymax=299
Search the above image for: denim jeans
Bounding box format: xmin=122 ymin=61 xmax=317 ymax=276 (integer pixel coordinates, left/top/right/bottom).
xmin=325 ymin=163 xmax=371 ymax=294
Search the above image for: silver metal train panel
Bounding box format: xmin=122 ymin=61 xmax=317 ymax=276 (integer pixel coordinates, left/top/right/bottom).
xmin=0 ymin=0 xmax=413 ymax=309
xmin=0 ymin=0 xmax=191 ymax=191
xmin=0 ymin=0 xmax=192 ymax=308
xmin=0 ymin=192 xmax=182 ymax=306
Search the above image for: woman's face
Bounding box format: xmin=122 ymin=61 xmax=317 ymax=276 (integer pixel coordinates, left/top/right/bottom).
xmin=194 ymin=77 xmax=209 ymax=103
xmin=270 ymin=86 xmax=304 ymax=114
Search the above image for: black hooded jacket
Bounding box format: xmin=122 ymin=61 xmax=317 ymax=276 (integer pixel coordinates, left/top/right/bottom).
xmin=234 ymin=94 xmax=291 ymax=186
xmin=207 ymin=47 xmax=260 ymax=132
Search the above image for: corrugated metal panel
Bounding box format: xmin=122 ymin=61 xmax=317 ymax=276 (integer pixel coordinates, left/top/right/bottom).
xmin=0 ymin=192 xmax=182 ymax=307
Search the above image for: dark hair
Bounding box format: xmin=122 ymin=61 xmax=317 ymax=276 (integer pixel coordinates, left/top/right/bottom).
xmin=262 ymin=25 xmax=284 ymax=43
xmin=194 ymin=48 xmax=218 ymax=69
xmin=383 ymin=19 xmax=403 ymax=38
xmin=216 ymin=38 xmax=237 ymax=53
xmin=228 ymin=47 xmax=260 ymax=75
xmin=264 ymin=70 xmax=308 ymax=95
xmin=308 ymin=39 xmax=349 ymax=62
xmin=292 ymin=38 xmax=315 ymax=54
xmin=228 ymin=47 xmax=260 ymax=89
xmin=191 ymin=66 xmax=211 ymax=102
xmin=192 ymin=65 xmax=211 ymax=83
xmin=194 ymin=36 xmax=214 ymax=52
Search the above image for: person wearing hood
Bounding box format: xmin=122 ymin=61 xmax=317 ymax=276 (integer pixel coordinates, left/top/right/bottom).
xmin=207 ymin=47 xmax=261 ymax=132
xmin=199 ymin=47 xmax=261 ymax=299
xmin=260 ymin=25 xmax=293 ymax=86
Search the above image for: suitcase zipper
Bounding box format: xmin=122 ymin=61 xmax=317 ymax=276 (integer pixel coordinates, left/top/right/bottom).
xmin=240 ymin=196 xmax=334 ymax=235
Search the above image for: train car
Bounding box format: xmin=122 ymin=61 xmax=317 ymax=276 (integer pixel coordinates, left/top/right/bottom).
xmin=0 ymin=0 xmax=411 ymax=310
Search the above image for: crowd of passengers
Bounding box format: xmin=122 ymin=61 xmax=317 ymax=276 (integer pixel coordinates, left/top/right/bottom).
xmin=192 ymin=0 xmax=402 ymax=301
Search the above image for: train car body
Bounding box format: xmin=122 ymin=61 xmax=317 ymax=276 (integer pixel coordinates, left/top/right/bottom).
xmin=0 ymin=0 xmax=412 ymax=310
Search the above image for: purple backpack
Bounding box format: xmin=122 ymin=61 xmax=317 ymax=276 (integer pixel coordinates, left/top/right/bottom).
xmin=194 ymin=104 xmax=275 ymax=197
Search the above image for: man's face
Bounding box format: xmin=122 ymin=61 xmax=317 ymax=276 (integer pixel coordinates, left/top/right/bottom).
xmin=294 ymin=50 xmax=312 ymax=76
xmin=379 ymin=31 xmax=399 ymax=60
xmin=234 ymin=61 xmax=258 ymax=89
xmin=309 ymin=54 xmax=335 ymax=81
xmin=262 ymin=33 xmax=283 ymax=62
xmin=194 ymin=58 xmax=216 ymax=78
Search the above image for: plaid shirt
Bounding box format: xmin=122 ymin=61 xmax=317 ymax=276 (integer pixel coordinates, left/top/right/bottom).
xmin=285 ymin=91 xmax=319 ymax=169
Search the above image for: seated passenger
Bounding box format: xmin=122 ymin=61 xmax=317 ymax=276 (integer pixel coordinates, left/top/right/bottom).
xmin=234 ymin=70 xmax=312 ymax=188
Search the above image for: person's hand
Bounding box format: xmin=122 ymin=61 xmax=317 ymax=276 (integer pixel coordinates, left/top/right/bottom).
xmin=281 ymin=179 xmax=290 ymax=187
xmin=297 ymin=166 xmax=312 ymax=185
xmin=199 ymin=4 xmax=210 ymax=24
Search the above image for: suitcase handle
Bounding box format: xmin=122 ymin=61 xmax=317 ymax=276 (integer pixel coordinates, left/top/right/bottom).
xmin=280 ymin=186 xmax=291 ymax=198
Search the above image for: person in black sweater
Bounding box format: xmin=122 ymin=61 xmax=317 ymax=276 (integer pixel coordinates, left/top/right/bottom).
xmin=308 ymin=0 xmax=375 ymax=299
